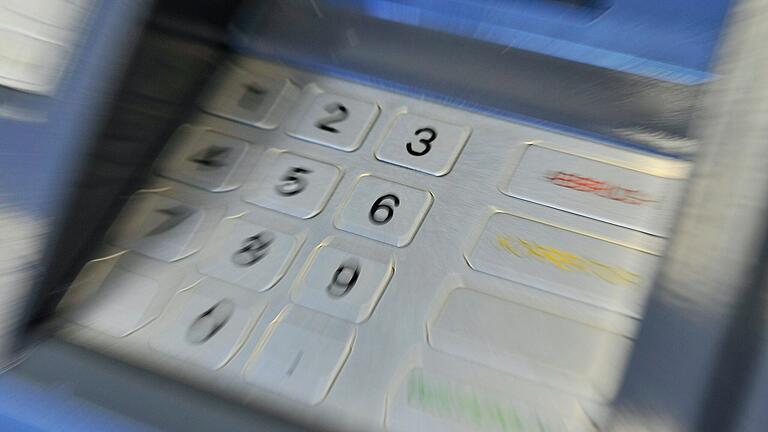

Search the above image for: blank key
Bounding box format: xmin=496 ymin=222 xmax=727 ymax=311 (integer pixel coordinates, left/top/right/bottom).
xmin=428 ymin=288 xmax=632 ymax=400
xmin=244 ymin=305 xmax=355 ymax=405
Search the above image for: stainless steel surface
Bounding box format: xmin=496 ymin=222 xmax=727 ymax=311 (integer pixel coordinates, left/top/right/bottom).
xmin=504 ymin=145 xmax=684 ymax=236
xmin=374 ymin=112 xmax=471 ymax=177
xmin=55 ymin=57 xmax=688 ymax=431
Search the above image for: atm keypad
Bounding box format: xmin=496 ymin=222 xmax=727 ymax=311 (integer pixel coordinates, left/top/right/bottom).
xmin=61 ymin=59 xmax=686 ymax=431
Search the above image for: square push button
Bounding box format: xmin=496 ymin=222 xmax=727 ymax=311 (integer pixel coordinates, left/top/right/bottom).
xmin=287 ymin=91 xmax=379 ymax=151
xmin=69 ymin=267 xmax=159 ymax=338
xmin=150 ymin=279 xmax=264 ymax=370
xmin=200 ymin=64 xmax=298 ymax=130
xmin=198 ymin=218 xmax=304 ymax=292
xmin=244 ymin=305 xmax=354 ymax=405
xmin=156 ymin=125 xmax=252 ymax=192
xmin=106 ymin=194 xmax=222 ymax=262
xmin=291 ymin=239 xmax=393 ymax=323
xmin=243 ymin=151 xmax=342 ymax=219
xmin=335 ymin=175 xmax=432 ymax=247
xmin=375 ymin=113 xmax=470 ymax=176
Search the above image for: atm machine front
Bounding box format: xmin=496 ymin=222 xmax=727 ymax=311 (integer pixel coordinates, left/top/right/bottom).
xmin=3 ymin=0 xmax=768 ymax=431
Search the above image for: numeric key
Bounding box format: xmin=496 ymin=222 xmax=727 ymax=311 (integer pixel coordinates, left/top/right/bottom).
xmin=156 ymin=125 xmax=254 ymax=192
xmin=243 ymin=151 xmax=342 ymax=219
xmin=149 ymin=279 xmax=264 ymax=370
xmin=287 ymin=91 xmax=379 ymax=151
xmin=334 ymin=176 xmax=433 ymax=247
xmin=106 ymin=194 xmax=223 ymax=262
xmin=291 ymin=239 xmax=393 ymax=323
xmin=375 ymin=113 xmax=470 ymax=176
xmin=200 ymin=64 xmax=298 ymax=129
xmin=198 ymin=218 xmax=304 ymax=292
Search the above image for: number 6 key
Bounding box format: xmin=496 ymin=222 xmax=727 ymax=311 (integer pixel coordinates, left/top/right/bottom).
xmin=335 ymin=175 xmax=433 ymax=247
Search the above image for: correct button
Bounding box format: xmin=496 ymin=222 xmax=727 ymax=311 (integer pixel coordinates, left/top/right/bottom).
xmin=466 ymin=212 xmax=658 ymax=316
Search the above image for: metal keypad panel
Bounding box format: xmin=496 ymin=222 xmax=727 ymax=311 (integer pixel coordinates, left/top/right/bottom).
xmin=57 ymin=57 xmax=689 ymax=432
